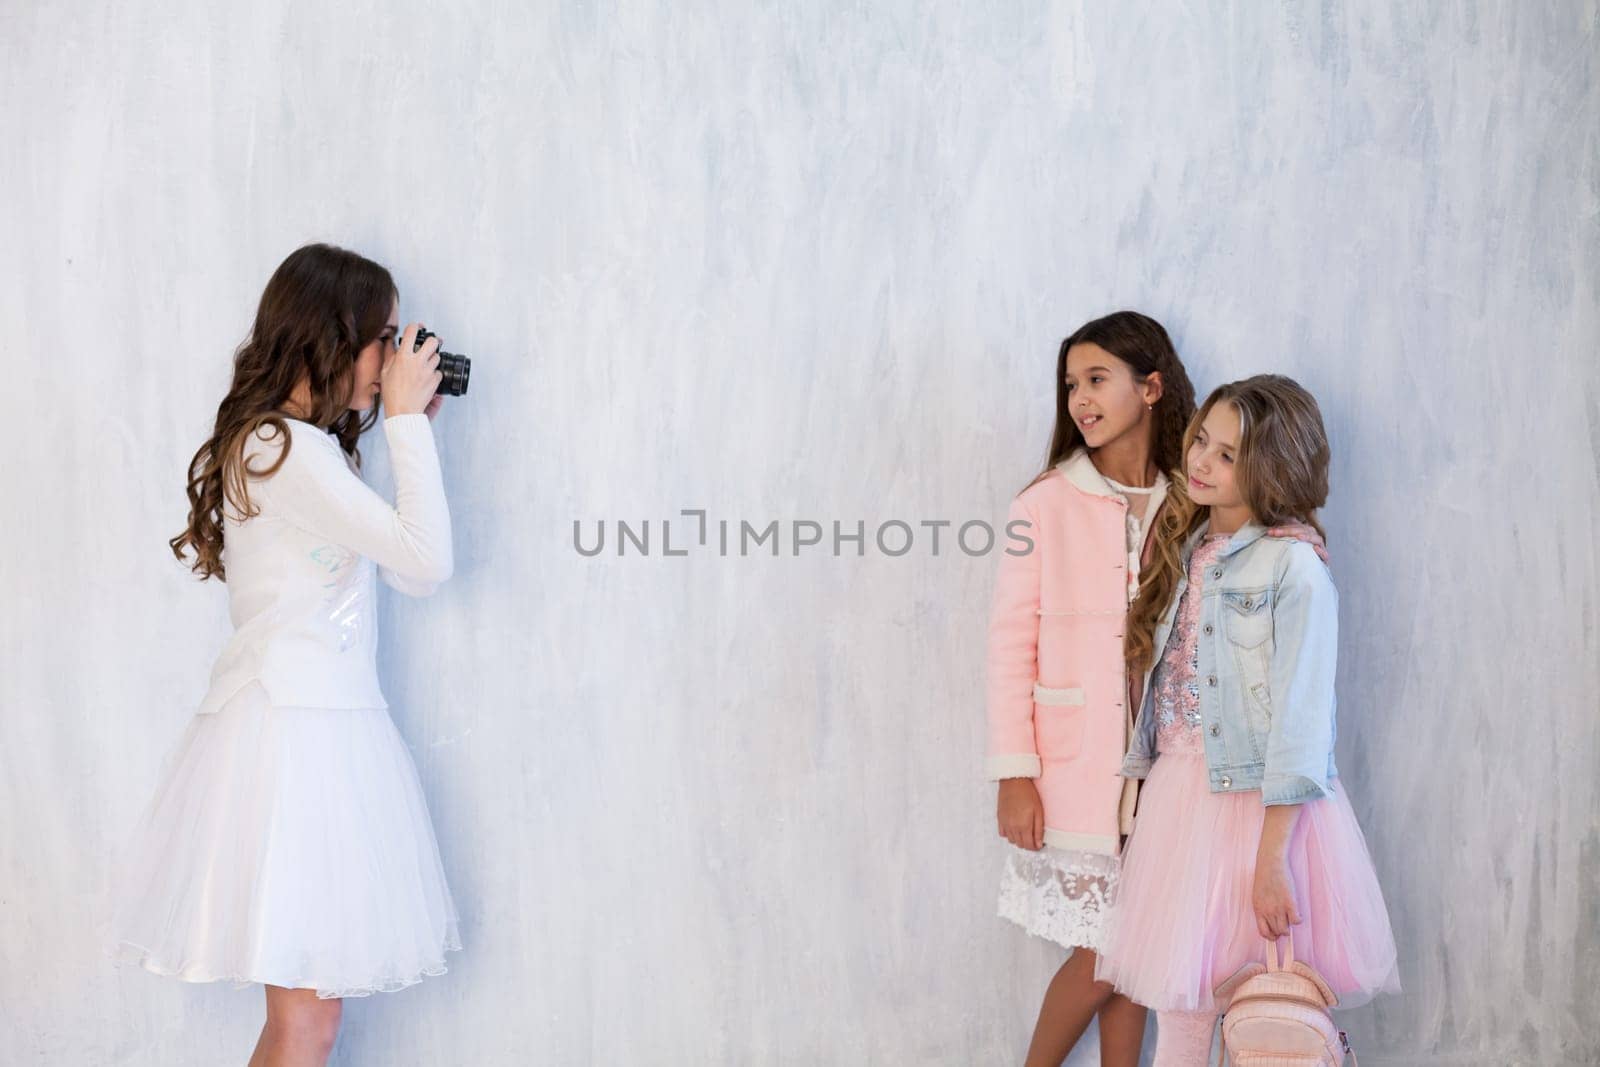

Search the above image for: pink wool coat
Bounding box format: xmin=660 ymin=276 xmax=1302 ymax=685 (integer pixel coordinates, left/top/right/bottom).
xmin=984 ymin=448 xmax=1166 ymax=856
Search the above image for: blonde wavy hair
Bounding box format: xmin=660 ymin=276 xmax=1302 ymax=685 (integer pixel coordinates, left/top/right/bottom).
xmin=169 ymin=243 xmax=396 ymax=582
xmin=1124 ymin=374 xmax=1331 ymax=674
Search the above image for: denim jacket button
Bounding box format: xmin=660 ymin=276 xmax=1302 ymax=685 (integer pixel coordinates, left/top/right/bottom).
xmin=1207 ymin=676 xmax=1217 ymax=687
xmin=1203 ymin=624 xmax=1213 ymax=635
xmin=1212 ymin=568 xmax=1223 ymax=579
xmin=1220 ymin=775 xmax=1232 ymax=788
xmin=1210 ymin=723 xmax=1220 ymax=736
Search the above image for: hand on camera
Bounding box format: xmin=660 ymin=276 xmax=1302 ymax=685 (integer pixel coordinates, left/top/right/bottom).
xmin=382 ymin=323 xmax=444 ymax=417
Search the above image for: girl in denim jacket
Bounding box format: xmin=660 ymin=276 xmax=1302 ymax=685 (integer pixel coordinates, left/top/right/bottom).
xmin=1093 ymin=375 xmax=1400 ymax=1064
xmin=986 ymin=316 xmax=1327 ymax=1066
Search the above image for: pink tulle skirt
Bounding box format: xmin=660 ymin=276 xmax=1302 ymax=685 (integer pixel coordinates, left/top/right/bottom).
xmin=1094 ymin=751 xmax=1400 ymax=1013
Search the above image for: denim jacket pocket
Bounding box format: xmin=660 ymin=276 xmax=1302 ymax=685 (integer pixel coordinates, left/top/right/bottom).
xmin=1222 ymin=590 xmax=1273 ymax=758
xmin=1221 ymin=589 xmax=1272 ymax=648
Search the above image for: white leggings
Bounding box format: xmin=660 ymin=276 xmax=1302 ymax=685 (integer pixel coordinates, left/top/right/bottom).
xmin=1152 ymin=1010 xmax=1219 ymax=1066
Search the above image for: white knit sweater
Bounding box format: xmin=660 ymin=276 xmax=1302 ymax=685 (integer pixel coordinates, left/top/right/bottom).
xmin=197 ymin=413 xmax=452 ymax=715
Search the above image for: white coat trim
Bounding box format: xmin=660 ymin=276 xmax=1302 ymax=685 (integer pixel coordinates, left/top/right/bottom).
xmin=1037 ymin=608 xmax=1123 ymax=617
xmin=1043 ymin=827 xmax=1122 ymax=855
xmin=1032 ymin=682 xmax=1087 ymax=706
xmin=1056 ymin=448 xmax=1121 ymax=499
xmin=986 ymin=753 xmax=1043 ymax=780
xmin=1056 ymin=447 xmax=1170 ymax=517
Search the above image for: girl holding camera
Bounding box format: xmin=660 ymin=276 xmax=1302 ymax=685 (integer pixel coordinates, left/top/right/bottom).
xmin=102 ymin=243 xmax=460 ymax=1066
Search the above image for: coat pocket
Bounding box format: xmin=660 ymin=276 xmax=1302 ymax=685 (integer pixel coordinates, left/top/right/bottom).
xmin=1032 ymin=681 xmax=1087 ymax=759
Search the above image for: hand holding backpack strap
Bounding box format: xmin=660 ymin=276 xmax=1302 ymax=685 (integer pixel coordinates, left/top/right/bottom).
xmin=1218 ymin=931 xmax=1354 ymax=1065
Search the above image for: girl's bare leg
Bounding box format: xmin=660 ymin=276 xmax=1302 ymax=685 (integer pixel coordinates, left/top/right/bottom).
xmin=1095 ymin=991 xmax=1149 ymax=1067
xmin=246 ymin=984 xmax=343 ymax=1067
xmin=1024 ymin=948 xmax=1134 ymax=1067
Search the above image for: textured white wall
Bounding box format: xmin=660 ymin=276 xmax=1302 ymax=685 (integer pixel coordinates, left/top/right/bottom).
xmin=3 ymin=1 xmax=1596 ymax=1063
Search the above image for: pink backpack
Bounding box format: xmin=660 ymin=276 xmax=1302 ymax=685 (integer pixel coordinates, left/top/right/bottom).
xmin=1212 ymin=932 xmax=1356 ymax=1065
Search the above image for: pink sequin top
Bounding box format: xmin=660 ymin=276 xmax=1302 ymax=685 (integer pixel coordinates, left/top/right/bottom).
xmin=1151 ymin=533 xmax=1232 ymax=756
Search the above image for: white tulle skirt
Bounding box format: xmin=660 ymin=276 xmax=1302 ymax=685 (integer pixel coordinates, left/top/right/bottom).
xmin=99 ymin=681 xmax=462 ymax=999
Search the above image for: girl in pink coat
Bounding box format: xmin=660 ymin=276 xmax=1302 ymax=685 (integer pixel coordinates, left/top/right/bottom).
xmin=985 ymin=312 xmax=1324 ymax=1066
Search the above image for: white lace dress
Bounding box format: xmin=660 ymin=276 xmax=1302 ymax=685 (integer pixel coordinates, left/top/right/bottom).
xmin=995 ymin=470 xmax=1165 ymax=951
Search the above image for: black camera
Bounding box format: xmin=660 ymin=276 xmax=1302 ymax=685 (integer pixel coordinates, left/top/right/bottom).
xmin=410 ymin=328 xmax=471 ymax=397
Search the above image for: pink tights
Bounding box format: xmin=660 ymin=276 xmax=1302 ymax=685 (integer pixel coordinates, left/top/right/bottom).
xmin=1152 ymin=1010 xmax=1219 ymax=1065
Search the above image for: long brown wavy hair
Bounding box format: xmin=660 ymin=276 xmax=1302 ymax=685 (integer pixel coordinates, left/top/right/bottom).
xmin=1023 ymin=310 xmax=1197 ymax=493
xmin=169 ymin=243 xmax=397 ymax=581
xmin=1124 ymin=374 xmax=1332 ymax=674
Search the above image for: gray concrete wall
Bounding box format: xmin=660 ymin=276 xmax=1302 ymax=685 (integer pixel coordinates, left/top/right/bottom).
xmin=4 ymin=1 xmax=1595 ymax=1063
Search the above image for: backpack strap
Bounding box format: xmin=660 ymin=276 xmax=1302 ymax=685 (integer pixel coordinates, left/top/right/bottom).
xmin=1266 ymin=929 xmax=1297 ymax=971
xmin=1265 ymin=930 xmax=1342 ymax=1007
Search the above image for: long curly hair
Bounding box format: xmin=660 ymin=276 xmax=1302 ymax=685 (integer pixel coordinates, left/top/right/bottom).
xmin=169 ymin=243 xmax=397 ymax=582
xmin=1023 ymin=310 xmax=1196 ymax=493
xmin=1124 ymin=374 xmax=1332 ymax=674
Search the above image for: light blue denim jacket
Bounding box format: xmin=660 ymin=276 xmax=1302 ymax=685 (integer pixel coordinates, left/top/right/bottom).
xmin=1120 ymin=521 xmax=1340 ymax=805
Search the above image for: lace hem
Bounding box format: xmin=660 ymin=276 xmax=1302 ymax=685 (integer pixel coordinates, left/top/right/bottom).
xmin=105 ymin=931 xmax=463 ymax=1000
xmin=996 ymin=844 xmax=1121 ymax=952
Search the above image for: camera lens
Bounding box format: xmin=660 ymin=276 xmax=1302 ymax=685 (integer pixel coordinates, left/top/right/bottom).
xmin=411 ymin=328 xmax=471 ymax=397
xmin=436 ymin=351 xmax=470 ymax=396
